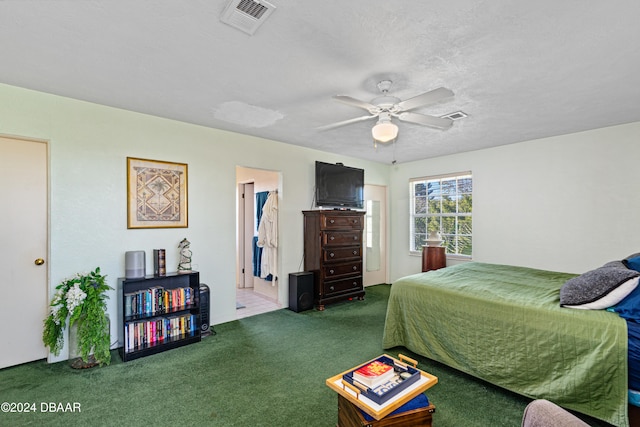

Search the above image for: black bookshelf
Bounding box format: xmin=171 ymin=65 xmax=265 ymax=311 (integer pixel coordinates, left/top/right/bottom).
xmin=118 ymin=271 xmax=201 ymax=362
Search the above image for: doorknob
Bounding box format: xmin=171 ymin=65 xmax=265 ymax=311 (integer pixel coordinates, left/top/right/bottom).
xmin=34 ymin=258 xmax=45 ymax=266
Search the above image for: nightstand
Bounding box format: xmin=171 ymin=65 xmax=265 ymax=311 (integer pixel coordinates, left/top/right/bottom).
xmin=422 ymin=246 xmax=446 ymax=272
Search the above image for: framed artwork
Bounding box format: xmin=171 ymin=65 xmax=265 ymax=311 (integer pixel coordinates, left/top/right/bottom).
xmin=127 ymin=157 xmax=188 ymax=229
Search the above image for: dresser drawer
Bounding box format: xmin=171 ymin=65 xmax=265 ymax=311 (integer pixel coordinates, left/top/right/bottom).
xmin=322 ymin=261 xmax=362 ymax=279
xmin=323 ymin=276 xmax=362 ymax=296
xmin=322 ymin=246 xmax=361 ymax=262
xmin=322 ymin=230 xmax=361 ymax=246
xmin=321 ymin=214 xmax=363 ymax=230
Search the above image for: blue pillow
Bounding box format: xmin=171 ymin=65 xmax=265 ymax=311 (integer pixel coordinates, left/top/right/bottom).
xmin=625 ymin=256 xmax=640 ymax=272
xmin=609 ymin=284 xmax=640 ymax=320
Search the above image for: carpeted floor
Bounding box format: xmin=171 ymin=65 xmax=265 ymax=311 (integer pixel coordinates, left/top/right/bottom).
xmin=0 ymin=284 xmax=613 ymax=426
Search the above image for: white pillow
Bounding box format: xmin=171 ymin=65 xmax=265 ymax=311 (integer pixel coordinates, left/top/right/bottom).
xmin=563 ymin=276 xmax=639 ymax=310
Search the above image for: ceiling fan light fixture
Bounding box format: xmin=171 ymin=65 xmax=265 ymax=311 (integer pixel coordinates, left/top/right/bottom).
xmin=372 ymin=118 xmax=398 ymax=144
xmin=320 ymin=81 xmax=455 ymax=148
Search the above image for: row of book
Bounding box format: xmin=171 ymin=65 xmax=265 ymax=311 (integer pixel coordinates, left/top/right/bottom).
xmin=124 ymin=314 xmax=198 ymax=353
xmin=124 ymin=286 xmax=195 ymax=318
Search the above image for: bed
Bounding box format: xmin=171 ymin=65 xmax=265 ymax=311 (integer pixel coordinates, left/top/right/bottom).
xmin=382 ymin=261 xmax=639 ymax=427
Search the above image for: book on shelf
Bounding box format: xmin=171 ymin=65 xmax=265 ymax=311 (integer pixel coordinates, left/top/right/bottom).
xmin=149 ymin=286 xmax=163 ymax=314
xmin=124 ymin=292 xmax=134 ymax=317
xmin=124 ymin=286 xmax=195 ymax=318
xmin=352 ymin=360 xmax=395 ymax=388
xmin=124 ymin=313 xmax=198 ymax=353
xmin=153 ymin=249 xmax=166 ymax=276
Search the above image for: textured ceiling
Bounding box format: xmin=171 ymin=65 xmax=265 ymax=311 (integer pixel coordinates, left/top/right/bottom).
xmin=1 ymin=1 xmax=640 ymax=164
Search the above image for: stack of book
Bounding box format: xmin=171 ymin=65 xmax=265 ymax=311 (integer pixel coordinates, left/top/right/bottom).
xmin=124 ymin=286 xmax=194 ymax=317
xmin=343 ymin=355 xmax=423 ymax=404
xmin=124 ymin=313 xmax=198 ymax=353
xmin=352 ymin=360 xmax=395 ymax=389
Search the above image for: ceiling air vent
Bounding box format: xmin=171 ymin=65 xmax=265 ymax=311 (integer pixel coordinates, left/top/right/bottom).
xmin=441 ymin=111 xmax=468 ymax=121
xmin=220 ymin=0 xmax=276 ymax=35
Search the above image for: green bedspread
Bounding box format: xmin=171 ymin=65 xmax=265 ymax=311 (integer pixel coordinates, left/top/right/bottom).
xmin=382 ymin=262 xmax=629 ymax=427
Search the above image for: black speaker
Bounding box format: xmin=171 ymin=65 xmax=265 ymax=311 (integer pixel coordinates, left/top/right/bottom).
xmin=200 ymin=283 xmax=210 ymax=335
xmin=289 ymin=272 xmax=314 ymax=312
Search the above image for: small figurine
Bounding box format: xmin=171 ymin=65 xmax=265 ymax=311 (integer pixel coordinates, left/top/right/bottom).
xmin=178 ymin=238 xmax=192 ymax=273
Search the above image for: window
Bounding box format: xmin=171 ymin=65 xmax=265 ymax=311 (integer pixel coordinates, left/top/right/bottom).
xmin=410 ymin=172 xmax=472 ymax=256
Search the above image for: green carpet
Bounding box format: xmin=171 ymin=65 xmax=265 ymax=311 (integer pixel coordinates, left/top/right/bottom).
xmin=0 ymin=284 xmax=613 ymax=426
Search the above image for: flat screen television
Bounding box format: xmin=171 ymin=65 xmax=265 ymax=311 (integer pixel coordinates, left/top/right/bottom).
xmin=315 ymin=161 xmax=364 ymax=209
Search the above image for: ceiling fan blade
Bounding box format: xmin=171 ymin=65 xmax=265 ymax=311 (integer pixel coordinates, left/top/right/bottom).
xmin=397 ymin=112 xmax=453 ymax=129
xmin=317 ymin=114 xmax=378 ymax=131
xmin=396 ymin=87 xmax=454 ymax=112
xmin=333 ymin=95 xmax=379 ymax=113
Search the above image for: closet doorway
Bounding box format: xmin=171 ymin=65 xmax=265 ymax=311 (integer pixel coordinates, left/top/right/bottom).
xmin=236 ymin=166 xmax=281 ymax=319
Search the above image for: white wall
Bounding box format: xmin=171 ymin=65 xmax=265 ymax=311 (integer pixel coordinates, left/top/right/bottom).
xmin=389 ymin=121 xmax=640 ymax=280
xmin=0 ymin=83 xmax=390 ymax=362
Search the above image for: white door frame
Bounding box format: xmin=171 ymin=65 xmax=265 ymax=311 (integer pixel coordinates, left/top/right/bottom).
xmin=237 ymin=182 xmax=255 ymax=289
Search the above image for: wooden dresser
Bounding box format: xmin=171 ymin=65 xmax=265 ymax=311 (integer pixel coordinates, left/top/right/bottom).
xmin=303 ymin=210 xmax=365 ymax=310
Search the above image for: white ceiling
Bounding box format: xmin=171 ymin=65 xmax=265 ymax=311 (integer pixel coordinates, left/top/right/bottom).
xmin=1 ymin=1 xmax=640 ymax=164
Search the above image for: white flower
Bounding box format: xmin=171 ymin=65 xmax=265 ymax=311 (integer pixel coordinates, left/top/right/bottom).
xmin=65 ymin=283 xmax=87 ymax=314
xmin=51 ymin=288 xmax=64 ymax=306
xmin=50 ymin=304 xmax=62 ymax=325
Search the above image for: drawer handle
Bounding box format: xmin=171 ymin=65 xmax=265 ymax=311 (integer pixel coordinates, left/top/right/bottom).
xmin=329 ymin=286 xmax=335 ymax=291
xmin=329 ymin=252 xmax=335 ymax=258
xmin=352 ymin=219 xmax=358 ymax=224
xmin=352 ymin=266 xmax=357 ymax=271
xmin=353 ymin=236 xmax=358 ymax=240
xmin=330 ymin=219 xmax=335 ymax=224
xmin=330 ymin=236 xmax=335 ymax=241
xmin=352 ymin=282 xmax=357 ymax=286
xmin=352 ymin=250 xmax=357 ymax=255
xmin=329 ymin=269 xmax=335 ymax=274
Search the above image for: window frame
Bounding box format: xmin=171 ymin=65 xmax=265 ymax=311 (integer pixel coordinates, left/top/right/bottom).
xmin=409 ymin=171 xmax=473 ymax=258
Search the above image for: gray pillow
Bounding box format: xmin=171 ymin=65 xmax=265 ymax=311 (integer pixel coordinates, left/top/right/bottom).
xmin=602 ymin=260 xmax=627 ymax=269
xmin=560 ymin=266 xmax=640 ymax=308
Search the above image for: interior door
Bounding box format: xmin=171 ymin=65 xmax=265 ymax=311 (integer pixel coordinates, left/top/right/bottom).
xmin=238 ymin=183 xmax=255 ymax=289
xmin=363 ymin=184 xmax=387 ymax=286
xmin=0 ymin=135 xmax=48 ymax=368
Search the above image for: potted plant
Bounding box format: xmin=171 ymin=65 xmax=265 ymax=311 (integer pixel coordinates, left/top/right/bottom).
xmin=42 ymin=267 xmax=112 ymax=367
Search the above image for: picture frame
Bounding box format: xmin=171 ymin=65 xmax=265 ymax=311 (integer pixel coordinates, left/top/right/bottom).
xmin=127 ymin=157 xmax=188 ymax=229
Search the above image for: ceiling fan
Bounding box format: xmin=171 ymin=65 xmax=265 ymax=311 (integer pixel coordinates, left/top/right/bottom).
xmin=318 ymin=80 xmax=454 ymax=145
